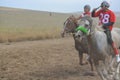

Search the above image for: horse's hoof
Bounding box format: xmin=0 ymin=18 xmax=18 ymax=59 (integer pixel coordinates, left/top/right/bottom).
xmin=85 ymin=61 xmax=88 ymax=64
xmin=79 ymin=62 xmax=88 ymax=65
xmin=80 ymin=63 xmax=84 ymax=65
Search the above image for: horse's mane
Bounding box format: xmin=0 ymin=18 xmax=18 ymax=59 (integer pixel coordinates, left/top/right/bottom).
xmin=80 ymin=16 xmax=99 ymax=32
xmin=81 ymin=16 xmax=93 ymax=24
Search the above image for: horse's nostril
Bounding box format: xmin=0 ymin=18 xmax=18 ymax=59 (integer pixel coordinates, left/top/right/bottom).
xmin=78 ymin=35 xmax=80 ymax=37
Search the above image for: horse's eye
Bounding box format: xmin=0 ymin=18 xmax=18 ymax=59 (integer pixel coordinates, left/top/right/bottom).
xmin=85 ymin=24 xmax=89 ymax=26
xmin=64 ymin=22 xmax=65 ymax=25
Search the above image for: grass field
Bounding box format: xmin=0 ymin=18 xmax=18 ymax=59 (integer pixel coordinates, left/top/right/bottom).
xmin=0 ymin=26 xmax=61 ymax=42
xmin=0 ymin=7 xmax=72 ymax=43
xmin=0 ymin=7 xmax=120 ymax=43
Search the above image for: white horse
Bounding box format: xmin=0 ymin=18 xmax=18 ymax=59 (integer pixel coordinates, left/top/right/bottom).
xmin=75 ymin=16 xmax=120 ymax=80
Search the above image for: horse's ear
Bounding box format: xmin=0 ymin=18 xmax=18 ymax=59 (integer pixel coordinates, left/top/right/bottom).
xmin=85 ymin=16 xmax=93 ymax=25
xmin=67 ymin=17 xmax=70 ymax=20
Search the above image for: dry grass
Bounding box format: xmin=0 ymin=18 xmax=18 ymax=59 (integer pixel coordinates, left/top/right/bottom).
xmin=0 ymin=26 xmax=61 ymax=43
xmin=0 ymin=7 xmax=72 ymax=43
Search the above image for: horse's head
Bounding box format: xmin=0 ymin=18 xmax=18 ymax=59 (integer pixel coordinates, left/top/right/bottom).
xmin=61 ymin=15 xmax=78 ymax=37
xmin=75 ymin=16 xmax=93 ymax=40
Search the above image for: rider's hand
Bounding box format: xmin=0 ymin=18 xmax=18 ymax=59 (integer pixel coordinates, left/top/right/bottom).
xmin=93 ymin=6 xmax=100 ymax=11
xmin=93 ymin=8 xmax=98 ymax=11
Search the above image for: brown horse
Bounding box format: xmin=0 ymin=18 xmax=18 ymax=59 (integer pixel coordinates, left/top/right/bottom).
xmin=61 ymin=15 xmax=94 ymax=71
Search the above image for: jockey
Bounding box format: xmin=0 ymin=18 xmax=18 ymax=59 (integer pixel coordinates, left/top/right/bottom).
xmin=91 ymin=1 xmax=120 ymax=62
xmin=75 ymin=5 xmax=91 ymax=34
xmin=76 ymin=4 xmax=91 ymax=20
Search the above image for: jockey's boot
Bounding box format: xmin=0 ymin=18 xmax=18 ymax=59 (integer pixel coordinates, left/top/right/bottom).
xmin=112 ymin=42 xmax=120 ymax=63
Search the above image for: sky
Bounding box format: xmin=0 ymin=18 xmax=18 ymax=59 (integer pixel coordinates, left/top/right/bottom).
xmin=0 ymin=0 xmax=119 ymax=13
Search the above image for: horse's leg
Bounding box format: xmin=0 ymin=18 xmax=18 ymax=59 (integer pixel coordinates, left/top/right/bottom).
xmin=102 ymin=54 xmax=117 ymax=80
xmin=94 ymin=60 xmax=108 ymax=80
xmin=103 ymin=57 xmax=115 ymax=80
xmin=114 ymin=63 xmax=120 ymax=80
xmin=78 ymin=51 xmax=84 ymax=65
xmin=61 ymin=31 xmax=65 ymax=37
xmin=109 ymin=55 xmax=120 ymax=80
xmin=87 ymin=56 xmax=94 ymax=71
xmin=87 ymin=45 xmax=94 ymax=71
xmin=107 ymin=55 xmax=116 ymax=77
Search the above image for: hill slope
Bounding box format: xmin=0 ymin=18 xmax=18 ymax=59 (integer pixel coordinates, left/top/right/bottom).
xmin=0 ymin=7 xmax=71 ymax=28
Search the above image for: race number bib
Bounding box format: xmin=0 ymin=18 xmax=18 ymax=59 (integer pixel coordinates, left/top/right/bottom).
xmin=100 ymin=13 xmax=110 ymax=23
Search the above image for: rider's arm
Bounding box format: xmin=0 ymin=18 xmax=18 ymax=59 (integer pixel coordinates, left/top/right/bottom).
xmin=91 ymin=10 xmax=96 ymax=17
xmin=92 ymin=9 xmax=101 ymax=17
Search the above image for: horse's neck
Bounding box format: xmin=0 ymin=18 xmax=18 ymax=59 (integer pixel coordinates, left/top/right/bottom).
xmin=87 ymin=30 xmax=107 ymax=48
xmin=87 ymin=32 xmax=97 ymax=47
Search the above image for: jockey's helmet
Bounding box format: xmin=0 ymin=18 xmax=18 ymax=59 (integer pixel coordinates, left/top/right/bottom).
xmin=101 ymin=1 xmax=110 ymax=8
xmin=84 ymin=5 xmax=91 ymax=11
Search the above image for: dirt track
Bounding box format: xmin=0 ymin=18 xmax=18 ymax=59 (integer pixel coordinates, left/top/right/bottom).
xmin=0 ymin=37 xmax=101 ymax=80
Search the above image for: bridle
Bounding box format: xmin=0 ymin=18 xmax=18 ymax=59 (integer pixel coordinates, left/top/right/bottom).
xmin=75 ymin=16 xmax=94 ymax=38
